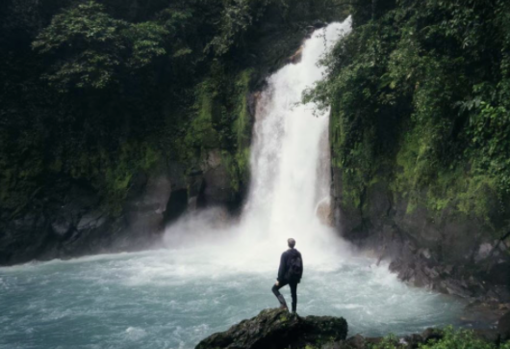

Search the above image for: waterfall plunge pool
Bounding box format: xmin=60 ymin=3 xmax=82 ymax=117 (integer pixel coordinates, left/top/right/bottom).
xmin=0 ymin=247 xmax=473 ymax=349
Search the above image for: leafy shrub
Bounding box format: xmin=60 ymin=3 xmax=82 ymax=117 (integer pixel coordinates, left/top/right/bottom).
xmin=371 ymin=327 xmax=506 ymax=349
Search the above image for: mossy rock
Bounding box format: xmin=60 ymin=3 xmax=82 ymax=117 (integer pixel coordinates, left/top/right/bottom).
xmin=196 ymin=308 xmax=348 ymax=349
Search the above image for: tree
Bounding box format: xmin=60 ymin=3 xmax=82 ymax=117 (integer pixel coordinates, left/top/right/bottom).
xmin=32 ymin=1 xmax=168 ymax=90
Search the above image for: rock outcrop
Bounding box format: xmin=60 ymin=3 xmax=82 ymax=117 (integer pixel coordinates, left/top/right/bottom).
xmin=332 ymin=169 xmax=510 ymax=308
xmin=330 ymin=328 xmax=501 ymax=349
xmin=196 ymin=308 xmax=348 ymax=349
xmin=196 ymin=309 xmax=508 ymax=349
xmin=0 ymin=160 xmax=171 ymax=265
xmin=0 ymin=153 xmax=245 ymax=266
xmin=499 ymin=311 xmax=510 ymax=341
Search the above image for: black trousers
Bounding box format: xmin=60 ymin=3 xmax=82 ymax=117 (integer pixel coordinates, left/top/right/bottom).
xmin=272 ymin=280 xmax=298 ymax=312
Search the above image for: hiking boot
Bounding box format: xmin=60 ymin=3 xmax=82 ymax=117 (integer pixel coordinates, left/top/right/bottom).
xmin=277 ymin=295 xmax=289 ymax=311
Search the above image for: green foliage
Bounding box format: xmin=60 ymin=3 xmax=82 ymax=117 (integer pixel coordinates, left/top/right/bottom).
xmin=310 ymin=0 xmax=510 ymax=229
xmin=207 ymin=0 xmax=349 ymax=56
xmin=32 ymin=1 xmax=168 ymax=90
xmin=370 ymin=335 xmax=399 ymax=349
xmin=206 ymin=0 xmax=254 ymax=56
xmin=419 ymin=328 xmax=493 ymax=349
xmin=183 ymin=67 xmax=253 ymax=192
xmin=371 ymin=327 xmax=505 ymax=349
xmin=1 ymin=0 xmax=345 ymax=216
xmin=184 ymin=79 xmax=221 ymax=160
xmin=229 ymin=69 xmax=254 ymax=189
xmin=68 ymin=142 xmax=159 ymax=215
xmin=125 ymin=22 xmax=168 ymax=68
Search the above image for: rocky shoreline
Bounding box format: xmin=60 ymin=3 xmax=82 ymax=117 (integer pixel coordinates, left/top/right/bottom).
xmin=196 ymin=308 xmax=510 ymax=349
xmin=332 ymin=170 xmax=510 ymax=315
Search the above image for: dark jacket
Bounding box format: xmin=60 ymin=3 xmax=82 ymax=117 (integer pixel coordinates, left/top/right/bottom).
xmin=277 ymin=248 xmax=303 ymax=282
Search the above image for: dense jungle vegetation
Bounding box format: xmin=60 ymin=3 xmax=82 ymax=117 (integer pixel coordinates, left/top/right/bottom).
xmin=4 ymin=0 xmax=510 ymax=241
xmin=309 ymin=0 xmax=510 ymax=237
xmin=0 ymin=0 xmax=346 ymax=215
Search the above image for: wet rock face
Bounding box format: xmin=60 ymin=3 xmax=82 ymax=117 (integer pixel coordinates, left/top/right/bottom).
xmin=197 ymin=150 xmax=235 ymax=209
xmin=185 ymin=148 xmax=247 ymax=214
xmin=499 ymin=311 xmax=510 ymax=341
xmin=124 ymin=171 xmax=172 ymax=236
xmin=196 ymin=308 xmax=348 ymax=349
xmin=331 ymin=174 xmax=510 ymax=305
xmin=0 ymin=151 xmax=249 ymax=265
xmin=0 ymin=161 xmax=178 ymax=265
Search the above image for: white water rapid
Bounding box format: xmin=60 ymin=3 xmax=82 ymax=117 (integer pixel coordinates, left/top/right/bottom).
xmin=0 ymin=19 xmax=473 ymax=349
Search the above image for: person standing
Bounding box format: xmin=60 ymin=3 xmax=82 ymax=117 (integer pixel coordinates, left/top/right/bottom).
xmin=271 ymin=238 xmax=303 ymax=313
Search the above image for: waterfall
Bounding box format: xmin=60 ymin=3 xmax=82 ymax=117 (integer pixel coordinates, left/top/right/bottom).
xmin=236 ymin=20 xmax=353 ymax=264
xmin=162 ymin=19 xmax=354 ymax=269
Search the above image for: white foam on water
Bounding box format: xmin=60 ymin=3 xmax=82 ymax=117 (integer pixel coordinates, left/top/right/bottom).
xmin=125 ymin=327 xmax=147 ymax=341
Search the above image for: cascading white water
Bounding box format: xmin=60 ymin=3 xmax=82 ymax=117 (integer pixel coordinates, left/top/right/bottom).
xmin=246 ymin=23 xmax=346 ymax=226
xmin=235 ymin=20 xmax=353 ymax=268
xmin=0 ymin=18 xmax=472 ymax=349
xmin=158 ymin=22 xmax=354 ymax=269
xmin=161 ymin=21 xmax=355 ymax=271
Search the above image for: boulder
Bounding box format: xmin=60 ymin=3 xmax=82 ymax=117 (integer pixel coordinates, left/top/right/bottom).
xmin=487 ymin=262 xmax=510 ymax=287
xmin=196 ymin=308 xmax=348 ymax=349
xmin=334 ymin=334 xmax=383 ymax=349
xmin=330 ymin=328 xmax=499 ymax=349
xmin=288 ymin=46 xmax=304 ymax=64
xmin=198 ymin=150 xmax=235 ymax=208
xmin=498 ymin=311 xmax=510 ymax=341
